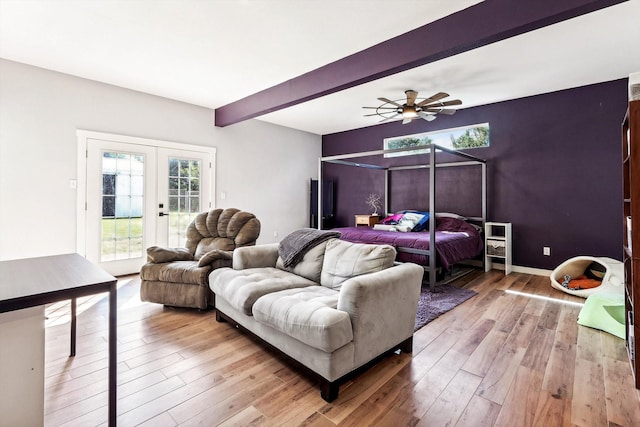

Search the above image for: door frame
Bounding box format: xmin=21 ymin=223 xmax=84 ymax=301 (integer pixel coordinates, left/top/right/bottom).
xmin=76 ymin=130 xmax=216 ymax=264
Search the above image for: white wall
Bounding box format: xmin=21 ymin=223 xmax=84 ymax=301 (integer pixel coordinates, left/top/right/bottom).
xmin=0 ymin=59 xmax=321 ymax=260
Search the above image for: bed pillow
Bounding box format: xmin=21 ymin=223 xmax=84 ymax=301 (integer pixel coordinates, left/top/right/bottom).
xmin=435 ymin=212 xmax=467 ymax=220
xmin=397 ymin=212 xmax=425 ymax=230
xmin=380 ymin=213 xmax=404 ymax=225
xmin=373 ymin=224 xmax=413 ymax=232
xmin=436 ymin=216 xmax=478 ymax=234
xmin=401 ymin=210 xmax=430 ymax=231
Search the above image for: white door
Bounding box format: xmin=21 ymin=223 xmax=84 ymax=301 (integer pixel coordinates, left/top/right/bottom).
xmin=83 ymin=138 xmax=213 ymax=276
xmin=156 ymin=148 xmax=212 ymax=248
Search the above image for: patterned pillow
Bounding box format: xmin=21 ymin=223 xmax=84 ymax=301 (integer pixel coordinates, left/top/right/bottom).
xmin=380 ymin=213 xmax=404 ymax=225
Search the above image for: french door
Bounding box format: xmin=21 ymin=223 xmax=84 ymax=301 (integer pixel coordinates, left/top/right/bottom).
xmin=80 ymin=133 xmax=214 ymax=276
xmin=156 ymin=148 xmax=212 ymax=249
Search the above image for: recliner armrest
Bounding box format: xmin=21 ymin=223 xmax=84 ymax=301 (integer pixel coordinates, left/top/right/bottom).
xmin=197 ymin=249 xmax=233 ymax=267
xmin=233 ymin=243 xmax=279 ymax=269
xmin=146 ymin=246 xmax=194 ymax=263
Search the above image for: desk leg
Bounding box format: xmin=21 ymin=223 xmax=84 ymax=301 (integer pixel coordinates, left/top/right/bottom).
xmin=70 ymin=298 xmax=76 ymax=357
xmin=108 ymin=285 xmax=117 ymax=426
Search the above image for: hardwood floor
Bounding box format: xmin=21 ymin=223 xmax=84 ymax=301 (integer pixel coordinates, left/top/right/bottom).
xmin=43 ymin=271 xmax=640 ymax=426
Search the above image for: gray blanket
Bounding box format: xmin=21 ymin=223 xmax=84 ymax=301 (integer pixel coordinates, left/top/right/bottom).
xmin=279 ymin=228 xmax=341 ymax=268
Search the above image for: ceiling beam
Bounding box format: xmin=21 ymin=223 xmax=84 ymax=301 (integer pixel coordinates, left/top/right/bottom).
xmin=214 ymin=0 xmax=627 ymax=128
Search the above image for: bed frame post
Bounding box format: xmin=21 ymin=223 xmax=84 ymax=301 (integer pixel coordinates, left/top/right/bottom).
xmin=317 ymin=158 xmax=323 ymax=230
xmin=481 ymin=162 xmax=487 ymax=270
xmin=481 ymin=162 xmax=487 ymax=225
xmin=384 ymin=169 xmax=389 ymax=216
xmin=429 ymin=145 xmax=437 ymax=292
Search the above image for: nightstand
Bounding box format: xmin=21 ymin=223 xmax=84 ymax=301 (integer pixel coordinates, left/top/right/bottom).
xmin=484 ymin=222 xmax=512 ymax=275
xmin=355 ymin=214 xmax=380 ymax=227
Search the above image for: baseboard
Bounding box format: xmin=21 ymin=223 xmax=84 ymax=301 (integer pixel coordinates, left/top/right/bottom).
xmin=489 ymin=264 xmax=552 ymax=277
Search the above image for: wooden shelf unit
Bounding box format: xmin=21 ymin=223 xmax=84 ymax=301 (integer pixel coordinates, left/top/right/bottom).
xmin=623 ymin=99 xmax=640 ymax=389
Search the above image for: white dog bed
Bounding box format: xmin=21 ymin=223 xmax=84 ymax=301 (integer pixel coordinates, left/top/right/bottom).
xmin=550 ymin=256 xmax=624 ymax=298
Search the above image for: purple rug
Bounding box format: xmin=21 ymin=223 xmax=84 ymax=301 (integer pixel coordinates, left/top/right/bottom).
xmin=414 ymin=284 xmax=477 ymax=331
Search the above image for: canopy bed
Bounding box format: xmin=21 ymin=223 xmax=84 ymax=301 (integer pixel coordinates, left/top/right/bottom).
xmin=318 ymin=143 xmax=487 ymax=291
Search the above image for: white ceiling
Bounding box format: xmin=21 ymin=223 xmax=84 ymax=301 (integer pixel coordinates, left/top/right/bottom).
xmin=1 ymin=0 xmax=639 ymax=135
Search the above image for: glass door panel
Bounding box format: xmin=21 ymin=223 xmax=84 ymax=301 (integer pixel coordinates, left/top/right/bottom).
xmin=86 ymin=140 xmax=156 ymax=276
xmin=167 ymin=158 xmax=201 ymax=247
xmin=100 ymin=152 xmax=145 ymax=261
xmin=157 ymin=149 xmax=211 ymax=248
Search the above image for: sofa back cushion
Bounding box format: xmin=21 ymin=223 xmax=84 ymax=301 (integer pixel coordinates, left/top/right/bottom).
xmin=275 ymin=240 xmax=329 ymax=283
xmin=320 ymin=239 xmax=396 ymax=290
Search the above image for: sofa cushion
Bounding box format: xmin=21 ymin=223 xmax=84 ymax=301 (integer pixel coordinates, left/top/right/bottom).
xmin=320 ymin=239 xmax=396 ymax=290
xmin=252 ymin=286 xmax=352 ymax=353
xmin=140 ymin=260 xmax=210 ymax=285
xmin=275 ymin=240 xmax=329 ymax=283
xmin=210 ymin=267 xmax=316 ymax=316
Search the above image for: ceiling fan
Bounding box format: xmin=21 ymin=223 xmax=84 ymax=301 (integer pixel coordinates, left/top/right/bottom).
xmin=363 ymin=90 xmax=462 ymax=124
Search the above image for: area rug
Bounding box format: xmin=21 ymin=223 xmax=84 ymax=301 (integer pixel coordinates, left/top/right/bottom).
xmin=414 ymin=284 xmax=477 ymax=331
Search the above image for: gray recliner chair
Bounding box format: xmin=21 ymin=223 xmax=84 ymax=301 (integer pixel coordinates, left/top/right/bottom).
xmin=139 ymin=208 xmax=260 ymax=309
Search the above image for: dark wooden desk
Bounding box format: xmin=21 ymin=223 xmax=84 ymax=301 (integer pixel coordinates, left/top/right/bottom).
xmin=0 ymin=253 xmax=118 ymax=426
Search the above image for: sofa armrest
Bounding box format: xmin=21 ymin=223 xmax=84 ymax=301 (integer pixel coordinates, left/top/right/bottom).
xmin=337 ymin=263 xmax=423 ymax=364
xmin=233 ymin=243 xmax=279 ymax=269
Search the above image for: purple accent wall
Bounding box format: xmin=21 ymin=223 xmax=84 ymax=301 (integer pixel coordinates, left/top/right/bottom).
xmin=322 ymin=79 xmax=628 ymax=270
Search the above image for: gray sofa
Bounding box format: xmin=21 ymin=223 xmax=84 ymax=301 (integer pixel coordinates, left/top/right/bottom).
xmin=209 ymin=238 xmax=423 ymax=401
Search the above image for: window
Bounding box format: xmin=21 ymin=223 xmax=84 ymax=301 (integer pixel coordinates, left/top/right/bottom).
xmin=384 ymin=123 xmax=490 ymax=157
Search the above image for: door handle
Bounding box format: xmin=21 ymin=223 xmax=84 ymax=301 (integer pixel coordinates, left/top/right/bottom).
xmin=159 ymin=212 xmax=170 ymax=217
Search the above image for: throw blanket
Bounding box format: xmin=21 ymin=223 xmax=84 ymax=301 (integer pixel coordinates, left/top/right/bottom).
xmin=279 ymin=228 xmax=341 ymax=268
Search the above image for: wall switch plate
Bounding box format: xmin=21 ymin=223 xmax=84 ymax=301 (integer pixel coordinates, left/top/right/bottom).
xmin=69 ymin=179 xmax=77 ymax=189
xmin=543 ymin=247 xmax=551 ymax=256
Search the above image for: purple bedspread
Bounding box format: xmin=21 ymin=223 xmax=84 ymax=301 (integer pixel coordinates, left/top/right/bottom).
xmin=333 ymin=217 xmax=483 ymax=271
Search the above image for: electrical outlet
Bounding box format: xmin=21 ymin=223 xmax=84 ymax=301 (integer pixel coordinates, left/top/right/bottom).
xmin=273 ymin=231 xmax=278 ymax=238
xmin=543 ymin=247 xmax=551 ymax=256
xmin=220 ymin=191 xmax=226 ymax=200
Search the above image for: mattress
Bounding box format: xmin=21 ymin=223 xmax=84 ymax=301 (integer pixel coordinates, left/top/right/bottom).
xmin=333 ymin=217 xmax=483 ymax=271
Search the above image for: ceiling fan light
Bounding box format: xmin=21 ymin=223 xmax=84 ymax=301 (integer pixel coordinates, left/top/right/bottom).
xmin=402 ymin=106 xmax=418 ymax=118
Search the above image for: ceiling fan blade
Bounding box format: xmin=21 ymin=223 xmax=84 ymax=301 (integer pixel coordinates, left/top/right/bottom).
xmin=418 ymin=110 xmax=436 ymax=122
xmin=437 ymin=99 xmax=462 ymax=107
xmin=424 ymin=108 xmax=457 ymax=115
xmin=417 ymin=92 xmax=449 ymax=107
xmin=362 ymin=106 xmax=397 ymax=109
xmin=379 ymin=113 xmax=401 ymax=123
xmin=419 ymin=114 xmax=436 ymax=122
xmin=378 ymin=97 xmax=403 ymax=108
xmin=405 ymin=90 xmax=418 ymax=106
xmin=364 ymin=113 xmax=381 ymax=117
xmin=419 ymin=99 xmax=462 ymax=110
